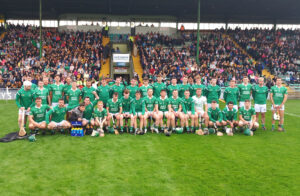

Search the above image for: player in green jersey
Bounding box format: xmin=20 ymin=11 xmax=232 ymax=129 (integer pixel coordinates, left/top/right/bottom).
xmin=182 ymin=90 xmax=196 ymax=133
xmin=153 ymin=74 xmax=166 ymax=98
xmin=223 ymin=80 xmax=239 ymax=110
xmin=238 ymin=100 xmax=259 ymax=136
xmin=16 ymin=81 xmax=35 ymax=130
xmin=97 ymin=78 xmax=110 ymax=106
xmin=126 ymin=78 xmax=139 ymax=98
xmin=110 ymin=77 xmax=124 ymax=98
xmin=63 ymin=76 xmax=72 ymax=105
xmin=120 ymin=89 xmax=135 ymax=133
xmin=106 ymin=92 xmax=123 ymax=134
xmin=191 ymin=75 xmax=206 ymax=96
xmin=168 ymin=89 xmax=185 ymax=132
xmin=43 ymin=77 xmax=50 ymax=91
xmin=132 ymin=90 xmax=145 ymax=133
xmin=46 ymin=99 xmax=72 ymax=134
xmin=252 ymin=77 xmax=269 ymax=130
xmin=238 ymin=76 xmax=252 ymax=108
xmin=207 ymin=100 xmax=224 ymax=136
xmin=222 ymin=101 xmax=238 ymax=136
xmin=270 ymin=78 xmax=288 ymax=131
xmin=143 ymin=88 xmax=158 ymax=133
xmin=82 ymin=80 xmax=97 ymax=102
xmin=154 ymin=89 xmax=170 ymax=133
xmin=21 ymin=75 xmax=37 ymax=90
xmin=28 ymin=97 xmax=50 ymax=134
xmin=167 ymin=77 xmax=180 ymax=97
xmin=179 ymin=76 xmax=191 ymax=98
xmin=34 ymin=80 xmax=50 ymax=105
xmin=139 ymin=77 xmax=153 ymax=98
xmin=50 ymin=75 xmax=64 ymax=107
xmin=82 ymin=96 xmax=99 ymax=129
xmin=66 ymin=81 xmax=82 ymax=109
xmin=205 ymin=78 xmax=221 ymax=107
xmin=91 ymin=101 xmax=108 ymax=137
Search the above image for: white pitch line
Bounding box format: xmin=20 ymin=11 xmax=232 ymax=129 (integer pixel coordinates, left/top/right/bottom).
xmin=285 ymin=112 xmax=300 ymax=118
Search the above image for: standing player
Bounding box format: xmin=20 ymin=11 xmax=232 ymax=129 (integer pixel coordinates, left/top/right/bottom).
xmin=50 ymin=75 xmax=64 ymax=107
xmin=120 ymin=89 xmax=135 ymax=133
xmin=168 ymin=90 xmax=185 ymax=133
xmin=167 ymin=77 xmax=180 ymax=97
xmin=82 ymin=80 xmax=97 ymax=102
xmin=191 ymin=75 xmax=205 ymax=96
xmin=179 ymin=76 xmax=191 ymax=98
xmin=252 ymin=77 xmax=268 ymax=130
xmin=153 ymin=74 xmax=166 ymax=98
xmin=91 ymin=101 xmax=108 ymax=137
xmin=21 ymin=75 xmax=37 ymax=90
xmin=63 ymin=76 xmax=72 ymax=106
xmin=46 ymin=99 xmax=72 ymax=134
xmin=223 ymin=80 xmax=239 ymax=110
xmin=222 ymin=101 xmax=238 ymax=136
xmin=205 ymin=78 xmax=221 ymax=108
xmin=66 ymin=81 xmax=82 ymax=109
xmin=182 ymin=90 xmax=196 ymax=133
xmin=207 ymin=100 xmax=224 ymax=136
xmin=239 ymin=100 xmax=259 ymax=136
xmin=193 ymin=88 xmax=209 ymax=129
xmin=106 ymin=92 xmax=123 ymax=134
xmin=28 ymin=97 xmax=50 ymax=134
xmin=132 ymin=91 xmax=145 ymax=133
xmin=43 ymin=77 xmax=50 ymax=91
xmin=139 ymin=77 xmax=153 ymax=98
xmin=154 ymin=89 xmax=170 ymax=133
xmin=270 ymin=78 xmax=288 ymax=131
xmin=110 ymin=77 xmax=124 ymax=98
xmin=126 ymin=78 xmax=139 ymax=99
xmin=238 ymin=76 xmax=252 ymax=108
xmin=97 ymin=78 xmax=110 ymax=107
xmin=34 ymin=80 xmax=50 ymax=105
xmin=143 ymin=88 xmax=158 ymax=133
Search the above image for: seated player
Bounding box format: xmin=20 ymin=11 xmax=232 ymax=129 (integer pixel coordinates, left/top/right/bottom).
xmin=193 ymin=88 xmax=209 ymax=130
xmin=222 ymin=101 xmax=238 ymax=136
xmin=91 ymin=101 xmax=108 ymax=137
xmin=168 ymin=90 xmax=185 ymax=133
xmin=46 ymin=99 xmax=72 ymax=134
xmin=143 ymin=88 xmax=158 ymax=133
xmin=182 ymin=90 xmax=196 ymax=133
xmin=132 ymin=91 xmax=145 ymax=134
xmin=154 ymin=89 xmax=170 ymax=133
xmin=106 ymin=92 xmax=123 ymax=134
xmin=121 ymin=89 xmax=135 ymax=133
xmin=68 ymin=103 xmax=86 ymax=136
xmin=207 ymin=100 xmax=224 ymax=136
xmin=28 ymin=97 xmax=50 ymax=135
xmin=238 ymin=100 xmax=259 ymax=136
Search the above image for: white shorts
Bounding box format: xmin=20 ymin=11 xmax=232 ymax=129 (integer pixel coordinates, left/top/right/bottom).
xmin=145 ymin=111 xmax=154 ymax=116
xmin=207 ymin=103 xmax=219 ymax=108
xmin=123 ymin=112 xmax=132 ymax=118
xmin=239 ymin=102 xmax=245 ymax=108
xmin=51 ymin=120 xmax=67 ymax=126
xmin=254 ymin=104 xmax=267 ymax=113
xmin=271 ymin=105 xmax=285 ymax=111
xmin=18 ymin=109 xmax=30 ymax=116
xmin=135 ymin=112 xmax=143 ymax=117
xmin=82 ymin=118 xmax=90 ymax=123
xmin=160 ymin=111 xmax=169 ymax=117
xmin=226 ymin=105 xmax=238 ymax=111
xmin=196 ymin=110 xmax=205 ymax=116
xmin=52 ymin=102 xmax=59 ymax=107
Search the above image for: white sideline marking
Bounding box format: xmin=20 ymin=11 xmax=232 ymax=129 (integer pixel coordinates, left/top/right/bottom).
xmin=285 ymin=112 xmax=300 ymax=118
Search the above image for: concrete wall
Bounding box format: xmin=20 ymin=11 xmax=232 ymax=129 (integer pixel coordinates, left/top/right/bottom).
xmin=135 ymin=27 xmax=177 ymax=36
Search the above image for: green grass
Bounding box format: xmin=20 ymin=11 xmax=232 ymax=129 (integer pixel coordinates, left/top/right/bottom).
xmin=0 ymin=100 xmax=300 ymax=195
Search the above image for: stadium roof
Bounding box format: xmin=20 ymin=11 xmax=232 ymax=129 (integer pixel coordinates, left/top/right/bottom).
xmin=1 ymin=0 xmax=300 ymax=24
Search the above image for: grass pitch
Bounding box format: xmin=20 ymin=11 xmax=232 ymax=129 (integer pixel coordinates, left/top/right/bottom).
xmin=0 ymin=100 xmax=299 ymax=195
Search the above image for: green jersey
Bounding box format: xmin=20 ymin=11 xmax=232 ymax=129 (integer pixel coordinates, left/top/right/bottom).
xmin=191 ymin=83 xmax=206 ymax=96
xmin=143 ymin=96 xmax=157 ymax=112
xmin=182 ymin=97 xmax=195 ymax=114
xmin=21 ymin=83 xmax=37 ymax=90
xmin=97 ymin=85 xmax=110 ymax=105
xmin=50 ymin=83 xmax=64 ymax=103
xmin=132 ymin=98 xmax=145 ymax=115
xmin=29 ymin=104 xmax=50 ymax=123
xmin=126 ymin=85 xmax=139 ymax=98
xmin=224 ymin=87 xmax=239 ymax=105
xmin=67 ymin=88 xmax=82 ymax=107
xmin=222 ymin=107 xmax=237 ymax=121
xmin=120 ymin=97 xmax=134 ymax=113
xmin=238 ymin=83 xmax=252 ymax=102
xmin=82 ymin=86 xmax=96 ymax=102
xmin=139 ymin=85 xmax=153 ymax=98
xmin=270 ymin=86 xmax=288 ymax=105
xmin=205 ymin=85 xmax=221 ymax=103
xmin=157 ymin=97 xmax=169 ymax=112
xmin=168 ymin=97 xmax=183 ymax=112
xmin=16 ymin=88 xmax=35 ymax=109
xmin=34 ymin=87 xmax=49 ymax=105
xmin=63 ymin=84 xmax=71 ymax=103
xmin=110 ymin=84 xmax=124 ymax=98
xmin=167 ymin=84 xmax=180 ymax=97
xmin=208 ymin=107 xmax=223 ymax=122
xmin=43 ymin=84 xmax=50 ymax=91
xmin=93 ymin=108 xmax=107 ymax=119
xmin=107 ymin=99 xmax=122 ymax=113
xmin=252 ymin=85 xmax=268 ymax=104
xmin=46 ymin=105 xmax=71 ymax=124
xmin=153 ymin=82 xmax=166 ymax=97
xmin=83 ymin=99 xmax=99 ymax=120
xmin=239 ymin=107 xmax=255 ymax=121
xmin=179 ymin=84 xmax=191 ymax=98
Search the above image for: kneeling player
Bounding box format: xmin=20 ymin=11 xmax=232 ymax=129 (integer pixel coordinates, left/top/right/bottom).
xmin=121 ymin=90 xmax=135 ymax=133
xmin=222 ymin=101 xmax=238 ymax=136
xmin=106 ymin=92 xmax=123 ymax=134
xmin=207 ymin=100 xmax=224 ymax=136
xmin=46 ymin=99 xmax=71 ymax=134
xmin=28 ymin=97 xmax=50 ymax=134
xmin=168 ymin=90 xmax=185 ymax=133
xmin=154 ymin=89 xmax=170 ymax=133
xmin=132 ymin=91 xmax=145 ymax=134
xmin=91 ymin=101 xmax=107 ymax=137
xmin=238 ymin=100 xmax=259 ymax=136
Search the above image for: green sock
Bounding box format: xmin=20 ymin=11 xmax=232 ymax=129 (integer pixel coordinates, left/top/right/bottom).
xmin=262 ymin=124 xmax=265 ymax=128
xmin=191 ymin=126 xmax=194 ymax=131
xmin=196 ymin=126 xmax=199 ymax=130
xmin=120 ymin=126 xmax=124 ymax=131
xmin=116 ymin=126 xmax=119 ymax=130
xmin=272 ymin=124 xmax=275 ymax=129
